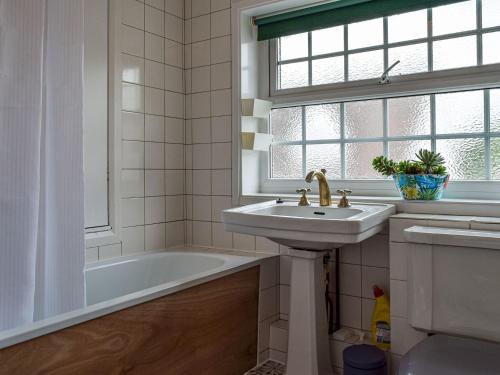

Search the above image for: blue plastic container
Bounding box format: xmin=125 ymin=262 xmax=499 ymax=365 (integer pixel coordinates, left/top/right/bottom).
xmin=343 ymin=344 xmax=387 ymax=375
xmin=393 ymin=174 xmax=449 ymax=200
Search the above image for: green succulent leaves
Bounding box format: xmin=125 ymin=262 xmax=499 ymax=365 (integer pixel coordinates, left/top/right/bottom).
xmin=372 ymin=149 xmax=447 ymax=177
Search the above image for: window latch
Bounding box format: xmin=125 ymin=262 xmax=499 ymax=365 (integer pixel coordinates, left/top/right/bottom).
xmin=379 ymin=60 xmax=400 ymax=85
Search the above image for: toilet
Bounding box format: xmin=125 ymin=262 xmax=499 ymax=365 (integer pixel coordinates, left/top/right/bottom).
xmin=399 ymin=226 xmax=500 ymax=374
xmin=398 ymin=334 xmax=500 ymax=374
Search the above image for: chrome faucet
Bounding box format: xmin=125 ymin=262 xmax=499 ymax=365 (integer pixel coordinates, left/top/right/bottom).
xmin=305 ymin=169 xmax=331 ymax=206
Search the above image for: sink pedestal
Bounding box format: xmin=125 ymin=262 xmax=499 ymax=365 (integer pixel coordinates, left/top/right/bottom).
xmin=286 ymin=249 xmax=334 ymax=375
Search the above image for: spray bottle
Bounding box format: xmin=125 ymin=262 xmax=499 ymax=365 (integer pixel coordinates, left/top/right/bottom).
xmin=371 ymin=285 xmax=391 ymax=350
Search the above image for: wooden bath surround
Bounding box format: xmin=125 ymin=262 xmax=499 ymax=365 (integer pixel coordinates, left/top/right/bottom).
xmin=0 ymin=266 xmax=260 ymax=375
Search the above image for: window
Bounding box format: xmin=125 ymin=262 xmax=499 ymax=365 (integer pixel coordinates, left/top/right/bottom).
xmin=273 ymin=0 xmax=500 ymax=91
xmin=83 ymin=0 xmax=109 ymax=229
xmin=270 ymin=88 xmax=500 ymax=181
xmin=263 ymin=0 xmax=500 ymax=194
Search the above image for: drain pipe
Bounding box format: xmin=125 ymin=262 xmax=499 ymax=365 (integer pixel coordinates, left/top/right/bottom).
xmin=324 ymin=250 xmax=340 ymax=334
xmin=334 ymin=248 xmax=340 ymax=332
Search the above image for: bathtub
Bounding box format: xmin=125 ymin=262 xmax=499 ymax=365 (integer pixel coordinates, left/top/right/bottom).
xmin=0 ymin=248 xmax=267 ymax=350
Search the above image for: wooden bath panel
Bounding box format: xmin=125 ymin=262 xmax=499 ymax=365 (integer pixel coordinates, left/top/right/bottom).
xmin=0 ymin=266 xmax=260 ymax=375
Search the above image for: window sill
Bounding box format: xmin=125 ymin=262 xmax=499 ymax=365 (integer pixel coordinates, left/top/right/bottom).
xmin=238 ymin=193 xmax=500 ymax=218
xmin=85 ymin=229 xmax=120 ymax=249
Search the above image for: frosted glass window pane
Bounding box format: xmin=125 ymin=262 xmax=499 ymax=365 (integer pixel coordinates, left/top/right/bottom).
xmin=279 ymin=33 xmax=308 ymax=61
xmin=345 ymin=142 xmax=384 ymax=179
xmin=271 ymin=145 xmax=303 ymax=178
xmin=388 ymin=95 xmax=431 ymax=136
xmin=348 ymin=50 xmax=384 ymax=81
xmin=432 ymin=1 xmax=476 ymax=36
xmin=279 ymin=62 xmax=308 ymax=89
xmin=435 ymin=91 xmax=484 ymax=134
xmin=306 ymin=144 xmax=341 ymax=179
xmin=433 ymin=36 xmax=476 ymax=70
xmin=483 ymin=32 xmax=500 ymax=65
xmin=312 ymin=26 xmax=344 ymax=56
xmin=491 ymin=89 xmax=500 ymax=132
xmin=345 ymin=99 xmax=383 ymax=138
xmin=491 ymin=138 xmax=500 ymax=179
xmin=312 ymin=57 xmax=344 ymax=85
xmin=436 ymin=138 xmax=485 ymax=180
xmin=306 ymin=103 xmax=341 ymax=140
xmin=270 ymin=107 xmax=302 ymax=142
xmin=389 ymin=140 xmax=432 ymax=161
xmin=482 ymin=0 xmax=500 ymax=28
xmin=348 ymin=18 xmax=383 ymax=50
xmin=388 ymin=43 xmax=428 ymax=75
xmin=388 ymin=10 xmax=427 ymax=43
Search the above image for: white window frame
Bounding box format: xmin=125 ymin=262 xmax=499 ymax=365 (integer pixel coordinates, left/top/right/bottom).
xmin=85 ymin=0 xmax=123 ymax=247
xmin=257 ymin=1 xmax=500 ymax=200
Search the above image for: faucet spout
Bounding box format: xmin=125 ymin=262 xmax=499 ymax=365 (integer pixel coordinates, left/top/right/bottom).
xmin=305 ymin=169 xmax=331 ymax=206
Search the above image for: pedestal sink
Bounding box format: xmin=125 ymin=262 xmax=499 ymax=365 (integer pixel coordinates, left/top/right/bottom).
xmin=222 ymin=200 xmax=395 ymax=375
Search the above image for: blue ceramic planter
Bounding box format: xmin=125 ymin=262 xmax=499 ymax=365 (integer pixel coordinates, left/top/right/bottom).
xmin=393 ymin=174 xmax=449 ymax=200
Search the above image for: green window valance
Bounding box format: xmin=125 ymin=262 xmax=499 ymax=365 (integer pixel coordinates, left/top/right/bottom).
xmin=255 ymin=0 xmax=465 ymax=41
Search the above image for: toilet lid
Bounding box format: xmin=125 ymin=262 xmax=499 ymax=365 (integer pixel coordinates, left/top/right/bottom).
xmin=398 ymin=334 xmax=500 ymax=375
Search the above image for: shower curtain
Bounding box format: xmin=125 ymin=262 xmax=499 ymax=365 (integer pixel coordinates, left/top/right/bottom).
xmin=0 ymin=0 xmax=85 ymax=330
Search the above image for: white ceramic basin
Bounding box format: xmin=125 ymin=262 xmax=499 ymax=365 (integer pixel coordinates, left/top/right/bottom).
xmin=222 ymin=200 xmax=396 ymax=250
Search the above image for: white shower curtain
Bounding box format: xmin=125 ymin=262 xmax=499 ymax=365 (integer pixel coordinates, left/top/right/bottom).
xmin=0 ymin=0 xmax=85 ymax=330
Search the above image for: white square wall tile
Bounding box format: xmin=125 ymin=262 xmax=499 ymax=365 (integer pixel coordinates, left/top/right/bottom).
xmin=145 ymin=223 xmax=166 ymax=250
xmin=362 ymin=297 xmax=375 ymax=331
xmin=122 ymin=54 xmax=145 ymax=84
xmin=145 ymin=5 xmax=164 ymax=36
xmin=192 ymin=117 xmax=211 ymax=143
xmin=211 ymin=89 xmax=231 ymax=116
xmin=164 ymin=91 xmax=184 ymax=118
xmin=211 ymin=169 xmax=231 ymax=195
xmin=99 ymin=243 xmax=122 ymax=260
xmin=340 ymin=243 xmax=361 ymax=264
xmin=210 ymin=62 xmax=231 ymax=90
xmin=121 ymin=198 xmax=145 ymax=227
xmin=233 ymin=233 xmax=255 ymax=251
xmin=166 ymin=220 xmax=185 ymax=247
xmin=165 ymin=13 xmax=183 ymax=43
xmin=122 ymin=226 xmax=145 ymax=254
xmin=145 ymin=115 xmax=164 ymax=142
xmin=146 ymin=0 xmax=164 ymax=11
xmin=145 ymin=142 xmax=164 ymax=169
xmin=361 ymin=266 xmax=389 ymax=299
xmin=339 ymin=263 xmax=362 ymax=296
xmin=164 ymin=65 xmax=184 ymax=93
xmin=340 ymin=295 xmax=362 ymax=329
xmin=165 ymin=143 xmax=184 ymax=169
xmin=165 ymin=117 xmax=184 ymax=143
xmin=280 ymin=255 xmax=291 ymax=285
xmin=165 ymin=39 xmax=183 ymax=68
xmin=121 ymin=170 xmax=144 ymax=198
xmin=279 ymin=285 xmax=290 ymax=316
xmin=122 ymin=111 xmax=144 ymax=141
xmin=193 ymin=169 xmax=211 ymax=195
xmin=122 ymin=0 xmax=144 ymax=30
xmin=255 ymin=237 xmax=279 ymax=254
xmin=185 ymin=195 xmax=193 ymax=220
xmin=122 ymin=141 xmax=145 ymax=169
xmin=260 ymin=257 xmax=278 ymax=290
xmin=211 ymin=0 xmax=230 ymax=11
xmin=192 ymin=220 xmax=212 ymax=246
xmin=85 ymin=247 xmax=98 ymax=263
xmin=192 ymin=195 xmax=212 ymax=221
xmin=192 ymin=40 xmax=211 ymax=67
xmin=259 ymin=286 xmax=278 ymax=321
xmin=211 ymin=142 xmax=231 ymax=169
xmin=211 ymin=115 xmax=231 ymax=142
xmin=122 ymin=25 xmax=145 ymax=57
xmin=193 ymin=143 xmax=211 ymax=169
xmin=165 ymin=0 xmax=183 ymax=18
xmin=191 ymin=0 xmax=210 ymax=17
xmin=145 ymin=87 xmax=164 ymax=116
xmin=165 ymin=195 xmax=184 ymax=221
xmin=212 ymin=222 xmax=233 ymax=248
xmin=145 ymin=60 xmax=165 ymax=89
xmin=191 ymin=66 xmax=211 ymax=93
xmin=122 ymin=83 xmax=144 ymax=113
xmin=191 ymin=92 xmax=211 ymax=118
xmin=165 ymin=170 xmax=184 ymax=195
xmin=211 ymin=195 xmax=231 ymax=222
xmin=184 ymin=19 xmax=192 ymax=45
xmin=211 ymin=9 xmax=230 ymax=38
xmin=145 ymin=32 xmax=165 ymax=62
xmin=211 ymin=35 xmax=231 ymax=64
xmin=145 ymin=196 xmax=166 ymax=224
xmin=184 ymin=144 xmax=193 ymax=169
xmin=145 ymin=170 xmax=165 ymax=196
xmin=191 ymin=15 xmax=210 ymax=42
xmin=361 ymin=234 xmax=389 ymax=267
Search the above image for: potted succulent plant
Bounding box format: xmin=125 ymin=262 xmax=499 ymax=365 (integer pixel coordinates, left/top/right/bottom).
xmin=372 ymin=149 xmax=450 ymax=200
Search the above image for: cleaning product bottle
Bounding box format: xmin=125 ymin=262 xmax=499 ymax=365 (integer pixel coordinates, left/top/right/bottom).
xmin=371 ymin=285 xmax=391 ymax=351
